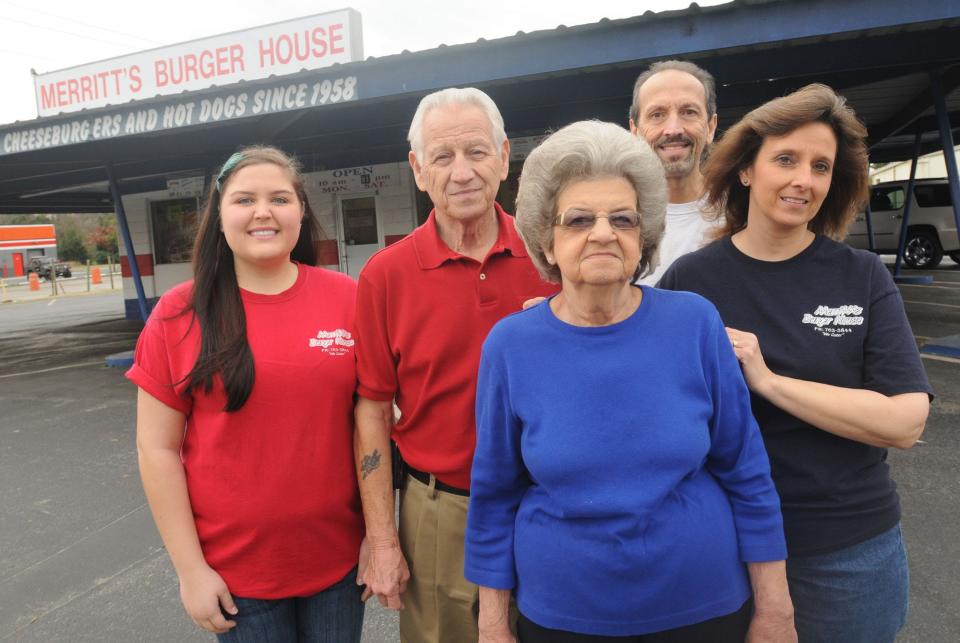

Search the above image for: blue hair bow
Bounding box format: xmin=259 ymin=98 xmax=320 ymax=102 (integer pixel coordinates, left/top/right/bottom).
xmin=215 ymin=152 xmax=245 ymax=192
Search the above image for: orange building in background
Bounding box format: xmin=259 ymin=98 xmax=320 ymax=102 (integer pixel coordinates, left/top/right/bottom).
xmin=0 ymin=225 xmax=58 ymax=278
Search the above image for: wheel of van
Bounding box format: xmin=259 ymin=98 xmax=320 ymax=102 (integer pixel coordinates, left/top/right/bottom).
xmin=903 ymin=229 xmax=943 ymax=268
xmin=949 ymin=251 xmax=960 ymax=264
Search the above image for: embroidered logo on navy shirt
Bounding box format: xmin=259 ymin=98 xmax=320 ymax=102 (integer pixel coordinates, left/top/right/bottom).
xmin=801 ymin=305 xmax=864 ymax=337
xmin=309 ymin=329 xmax=355 ymax=355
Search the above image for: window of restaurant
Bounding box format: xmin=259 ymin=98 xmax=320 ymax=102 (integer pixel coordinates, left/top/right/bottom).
xmin=495 ymin=161 xmax=523 ymax=215
xmin=415 ymin=188 xmax=433 ymax=226
xmin=151 ymin=198 xmax=199 ymax=264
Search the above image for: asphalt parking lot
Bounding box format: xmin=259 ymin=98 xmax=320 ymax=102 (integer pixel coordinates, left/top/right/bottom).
xmin=1 ymin=259 xmax=958 ymax=642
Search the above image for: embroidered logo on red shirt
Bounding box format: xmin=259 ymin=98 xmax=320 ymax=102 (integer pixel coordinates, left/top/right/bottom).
xmin=309 ymin=329 xmax=355 ymax=355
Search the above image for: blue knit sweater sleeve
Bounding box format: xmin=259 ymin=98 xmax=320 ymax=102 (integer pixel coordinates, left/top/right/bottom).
xmin=465 ymin=335 xmax=527 ymax=589
xmin=703 ymin=309 xmax=787 ymax=562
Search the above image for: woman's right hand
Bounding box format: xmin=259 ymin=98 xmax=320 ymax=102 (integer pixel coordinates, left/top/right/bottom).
xmin=479 ymin=628 xmax=517 ymax=643
xmin=179 ymin=564 xmax=238 ymax=634
xmin=478 ymin=587 xmax=516 ymax=643
xmin=746 ymin=608 xmax=797 ymax=643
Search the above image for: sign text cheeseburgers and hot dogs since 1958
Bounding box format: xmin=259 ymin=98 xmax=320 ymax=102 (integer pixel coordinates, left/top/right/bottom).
xmin=0 ymin=11 xmax=362 ymax=156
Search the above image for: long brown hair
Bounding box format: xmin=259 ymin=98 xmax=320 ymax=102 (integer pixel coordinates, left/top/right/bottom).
xmin=185 ymin=146 xmax=322 ymax=411
xmin=703 ymin=83 xmax=869 ymax=239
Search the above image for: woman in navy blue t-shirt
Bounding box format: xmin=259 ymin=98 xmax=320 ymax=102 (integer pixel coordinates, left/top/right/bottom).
xmin=660 ymin=84 xmax=933 ymax=643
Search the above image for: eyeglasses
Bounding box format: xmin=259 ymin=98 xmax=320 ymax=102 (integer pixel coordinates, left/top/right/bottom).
xmin=553 ymin=209 xmax=642 ymax=230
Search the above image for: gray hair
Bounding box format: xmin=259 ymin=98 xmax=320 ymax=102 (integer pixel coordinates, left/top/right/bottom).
xmin=407 ymin=87 xmax=507 ymax=158
xmin=515 ymin=121 xmax=667 ymax=284
xmin=628 ymin=60 xmax=717 ymax=124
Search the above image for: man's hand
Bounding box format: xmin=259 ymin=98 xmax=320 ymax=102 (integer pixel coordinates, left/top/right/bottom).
xmin=522 ymin=296 xmax=545 ymax=310
xmin=357 ymin=537 xmax=373 ymax=601
xmin=359 ymin=539 xmax=410 ymax=610
xmin=179 ymin=564 xmax=238 ymax=634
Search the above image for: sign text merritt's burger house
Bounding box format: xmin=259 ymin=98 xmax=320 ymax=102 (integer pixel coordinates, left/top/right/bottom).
xmin=0 ymin=11 xmax=362 ymax=156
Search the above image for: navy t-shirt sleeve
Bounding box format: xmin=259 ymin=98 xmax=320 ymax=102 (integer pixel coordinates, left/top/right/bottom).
xmin=655 ymin=261 xmax=680 ymax=290
xmin=701 ymin=308 xmax=787 ymax=563
xmin=465 ymin=334 xmax=528 ymax=590
xmin=862 ymin=255 xmax=934 ymax=399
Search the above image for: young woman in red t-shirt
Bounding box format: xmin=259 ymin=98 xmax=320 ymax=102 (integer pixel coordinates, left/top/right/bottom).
xmin=128 ymin=147 xmax=366 ymax=642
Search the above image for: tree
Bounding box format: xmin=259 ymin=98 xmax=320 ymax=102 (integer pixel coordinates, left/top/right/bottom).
xmin=88 ymin=215 xmax=119 ymax=263
xmin=58 ymin=225 xmax=88 ymax=262
xmin=1 ymin=213 xmax=52 ymax=225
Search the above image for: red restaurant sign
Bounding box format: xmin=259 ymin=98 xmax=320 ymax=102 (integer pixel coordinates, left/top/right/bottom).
xmin=33 ymin=10 xmax=362 ymax=117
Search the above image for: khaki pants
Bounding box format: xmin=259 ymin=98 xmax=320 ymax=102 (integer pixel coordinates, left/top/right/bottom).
xmin=399 ymin=473 xmax=479 ymax=643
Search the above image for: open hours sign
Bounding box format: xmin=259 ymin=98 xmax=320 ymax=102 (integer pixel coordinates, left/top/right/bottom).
xmin=32 ymin=10 xmax=362 ymax=118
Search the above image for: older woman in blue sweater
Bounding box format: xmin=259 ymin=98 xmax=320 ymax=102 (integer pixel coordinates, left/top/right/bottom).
xmin=464 ymin=121 xmax=795 ymax=643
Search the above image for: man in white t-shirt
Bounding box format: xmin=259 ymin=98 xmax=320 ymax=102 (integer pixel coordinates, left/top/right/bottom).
xmin=628 ymin=60 xmax=721 ymax=285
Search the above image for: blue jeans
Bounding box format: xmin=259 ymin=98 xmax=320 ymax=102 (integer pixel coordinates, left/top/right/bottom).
xmin=787 ymin=524 xmax=908 ymax=643
xmin=216 ymin=567 xmax=364 ymax=643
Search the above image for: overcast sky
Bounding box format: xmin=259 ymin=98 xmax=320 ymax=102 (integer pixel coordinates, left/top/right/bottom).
xmin=0 ymin=0 xmax=728 ymax=126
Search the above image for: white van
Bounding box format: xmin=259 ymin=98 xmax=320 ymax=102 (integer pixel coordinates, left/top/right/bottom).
xmin=845 ymin=178 xmax=959 ymax=268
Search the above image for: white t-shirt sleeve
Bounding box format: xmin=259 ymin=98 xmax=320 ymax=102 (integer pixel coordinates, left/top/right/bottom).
xmin=640 ymin=200 xmax=719 ymax=286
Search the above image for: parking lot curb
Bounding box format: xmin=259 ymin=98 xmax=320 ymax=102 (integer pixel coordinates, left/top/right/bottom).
xmin=893 ymin=275 xmax=934 ymax=285
xmin=921 ymin=334 xmax=960 ymax=358
xmin=105 ymin=350 xmax=135 ymax=368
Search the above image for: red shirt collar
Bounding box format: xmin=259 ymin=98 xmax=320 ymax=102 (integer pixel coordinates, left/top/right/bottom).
xmin=413 ymin=202 xmax=529 ymax=270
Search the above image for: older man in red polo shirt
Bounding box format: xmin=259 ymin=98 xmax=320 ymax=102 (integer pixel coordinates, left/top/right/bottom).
xmin=353 ymin=87 xmax=556 ymax=643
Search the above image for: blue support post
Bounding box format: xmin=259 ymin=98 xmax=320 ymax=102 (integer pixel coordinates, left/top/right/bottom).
xmin=105 ymin=162 xmax=150 ymax=321
xmin=864 ymin=201 xmax=876 ymax=253
xmin=893 ymin=130 xmax=922 ymax=277
xmin=930 ymin=69 xmax=960 ymax=255
xmin=891 ymin=131 xmax=932 ymax=285
xmin=918 ymin=69 xmax=960 ymax=356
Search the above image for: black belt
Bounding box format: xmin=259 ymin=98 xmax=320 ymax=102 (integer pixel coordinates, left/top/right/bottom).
xmin=406 ymin=465 xmax=470 ymax=497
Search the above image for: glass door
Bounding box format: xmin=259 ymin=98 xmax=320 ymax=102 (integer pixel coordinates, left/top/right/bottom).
xmin=339 ymin=195 xmax=380 ymax=278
